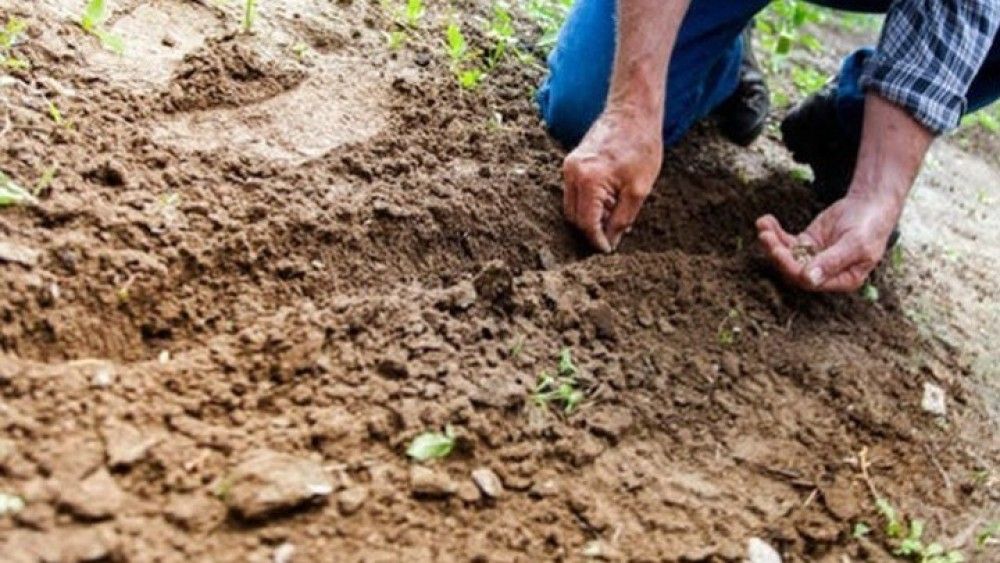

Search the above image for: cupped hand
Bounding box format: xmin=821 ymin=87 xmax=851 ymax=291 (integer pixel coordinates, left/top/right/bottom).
xmin=562 ymin=108 xmax=663 ymax=253
xmin=756 ymin=193 xmax=902 ymax=292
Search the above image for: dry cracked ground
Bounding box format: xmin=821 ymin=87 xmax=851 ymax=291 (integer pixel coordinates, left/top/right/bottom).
xmin=0 ymin=1 xmax=997 ymax=562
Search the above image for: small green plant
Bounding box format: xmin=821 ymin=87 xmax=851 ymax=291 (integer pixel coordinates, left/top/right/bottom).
xmin=385 ymin=30 xmax=406 ymax=50
xmin=80 ymin=0 xmax=124 ymax=54
xmin=0 ymin=17 xmax=29 ymax=70
xmin=403 ymin=0 xmax=424 ymax=27
xmin=242 ymin=0 xmax=257 ymax=32
xmin=486 ymin=3 xmax=518 ymax=69
xmin=47 ymin=101 xmax=64 ymax=125
xmin=791 ymin=64 xmax=826 ymax=95
xmin=407 ymin=427 xmax=456 ymax=461
xmin=0 ymin=171 xmax=37 ymax=207
xmin=860 ymin=282 xmax=880 ymax=303
xmin=717 ymin=308 xmax=741 ymax=346
xmin=755 ymin=0 xmax=824 ymax=65
xmin=977 ymin=522 xmax=1000 ymax=549
xmin=444 ymin=22 xmax=484 ymax=90
xmin=960 ymin=103 xmax=1000 ymax=133
xmin=34 ymin=165 xmax=57 ymax=196
xmin=524 ymin=0 xmax=572 ymax=53
xmin=533 ymin=348 xmax=584 ymax=414
xmin=852 ymin=522 xmax=872 ymax=539
xmin=875 ymin=499 xmax=965 ymax=562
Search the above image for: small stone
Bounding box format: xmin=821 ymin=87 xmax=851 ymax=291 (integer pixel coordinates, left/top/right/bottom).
xmin=747 ymin=537 xmax=782 ymax=563
xmin=58 ymin=469 xmax=125 ymax=521
xmin=471 ymin=468 xmax=504 ymax=499
xmin=224 ymin=450 xmax=333 ymax=520
xmin=91 ymin=364 xmax=115 ymax=388
xmin=409 ymin=466 xmax=456 ymax=498
xmin=921 ymin=383 xmax=947 ymax=416
xmin=587 ymin=408 xmax=634 ymax=444
xmin=273 ymin=542 xmax=295 ymax=563
xmin=0 ymin=241 xmax=40 ymax=267
xmin=657 ymin=318 xmax=677 ymax=335
xmin=336 ymin=486 xmax=367 ymax=515
xmin=0 ymin=492 xmax=25 ymax=515
xmin=537 ymin=247 xmax=556 ymax=270
xmin=445 ymin=281 xmax=477 ymax=311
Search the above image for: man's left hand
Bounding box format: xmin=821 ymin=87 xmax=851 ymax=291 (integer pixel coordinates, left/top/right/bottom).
xmin=755 ymin=193 xmax=902 ymax=292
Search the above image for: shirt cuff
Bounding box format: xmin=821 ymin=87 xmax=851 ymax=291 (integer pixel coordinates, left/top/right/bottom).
xmin=859 ymin=57 xmax=966 ymax=135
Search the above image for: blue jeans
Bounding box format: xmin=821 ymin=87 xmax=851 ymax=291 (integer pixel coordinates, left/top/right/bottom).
xmin=537 ymin=0 xmax=1000 ymax=147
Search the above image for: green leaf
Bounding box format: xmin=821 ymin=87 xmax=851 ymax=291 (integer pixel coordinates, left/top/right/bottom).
xmin=775 ymin=33 xmax=792 ymax=55
xmin=557 ymin=348 xmax=577 ymax=377
xmin=407 ymin=431 xmax=455 ymax=461
xmin=445 ymin=23 xmax=467 ymax=62
xmin=0 ymin=172 xmax=38 ymax=207
xmin=852 ymin=522 xmax=871 ymax=539
xmin=95 ymin=29 xmax=125 ymax=54
xmin=81 ymin=0 xmax=108 ymax=32
xmin=243 ymin=0 xmax=257 ymax=32
xmin=860 ymin=283 xmax=879 ymax=303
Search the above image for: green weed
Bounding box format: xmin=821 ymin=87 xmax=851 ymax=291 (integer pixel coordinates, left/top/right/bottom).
xmin=0 ymin=171 xmax=37 ymax=207
xmin=977 ymin=522 xmax=999 ymax=549
xmin=860 ymin=282 xmax=879 ymax=303
xmin=717 ymin=308 xmax=741 ymax=346
xmin=875 ymin=498 xmax=965 ymax=562
xmin=524 ymin=0 xmax=572 ymax=53
xmin=80 ymin=0 xmax=124 ymax=54
xmin=444 ymin=22 xmax=484 ymax=90
xmin=242 ymin=0 xmax=257 ymax=32
xmin=755 ymin=0 xmax=824 ymax=65
xmin=403 ymin=0 xmax=424 ymax=27
xmin=852 ymin=522 xmax=872 ymax=539
xmin=960 ymin=103 xmax=1000 ymax=134
xmin=0 ymin=17 xmax=29 ymax=70
xmin=407 ymin=426 xmax=456 ymax=461
xmin=533 ymin=348 xmax=584 ymax=414
xmin=34 ymin=165 xmax=57 ymax=196
xmin=47 ymin=101 xmax=64 ymax=125
xmin=486 ymin=3 xmax=518 ymax=69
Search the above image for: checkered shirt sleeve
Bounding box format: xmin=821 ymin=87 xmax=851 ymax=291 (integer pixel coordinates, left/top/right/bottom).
xmin=860 ymin=0 xmax=1000 ymax=134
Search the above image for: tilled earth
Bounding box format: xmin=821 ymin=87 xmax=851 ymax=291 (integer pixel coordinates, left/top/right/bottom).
xmin=1 ymin=1 xmax=997 ymax=561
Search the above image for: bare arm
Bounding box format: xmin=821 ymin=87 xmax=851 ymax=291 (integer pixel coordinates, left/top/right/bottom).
xmin=563 ymin=1 xmax=690 ymax=252
xmin=757 ymin=93 xmax=933 ymax=291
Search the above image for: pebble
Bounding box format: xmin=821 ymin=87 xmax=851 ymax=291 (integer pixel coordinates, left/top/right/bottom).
xmin=720 ymin=352 xmax=741 ymax=377
xmin=273 ymin=542 xmax=295 ymax=563
xmin=409 ymin=466 xmax=456 ymax=498
xmin=336 ymin=486 xmax=367 ymax=515
xmin=58 ymin=469 xmax=125 ymax=520
xmin=224 ymin=450 xmax=333 ymax=520
xmin=471 ymin=468 xmax=504 ymax=499
xmin=456 ymin=481 xmax=481 ymax=503
xmin=528 ymin=478 xmax=560 ymax=498
xmin=0 ymin=241 xmax=40 ymax=268
xmin=921 ymin=382 xmax=947 ymax=416
xmin=747 ymin=537 xmax=782 ymax=563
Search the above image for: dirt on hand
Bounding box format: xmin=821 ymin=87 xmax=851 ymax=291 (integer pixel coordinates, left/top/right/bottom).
xmin=0 ymin=1 xmax=997 ymax=561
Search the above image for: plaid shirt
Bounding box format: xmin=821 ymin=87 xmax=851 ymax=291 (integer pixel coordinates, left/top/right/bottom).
xmin=860 ymin=0 xmax=1000 ymax=134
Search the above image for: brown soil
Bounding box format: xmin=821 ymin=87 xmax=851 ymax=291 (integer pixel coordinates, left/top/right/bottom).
xmin=1 ymin=1 xmax=997 ymax=562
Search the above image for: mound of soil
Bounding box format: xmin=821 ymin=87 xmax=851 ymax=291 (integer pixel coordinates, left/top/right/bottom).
xmin=0 ymin=1 xmax=996 ymax=561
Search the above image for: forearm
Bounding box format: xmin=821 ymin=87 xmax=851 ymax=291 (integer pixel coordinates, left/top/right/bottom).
xmin=606 ymin=0 xmax=690 ymax=121
xmin=848 ymin=94 xmax=934 ymax=210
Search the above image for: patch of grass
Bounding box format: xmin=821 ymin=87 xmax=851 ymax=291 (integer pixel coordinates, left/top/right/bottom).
xmin=403 ymin=0 xmax=424 ymax=28
xmin=960 ymin=102 xmax=1000 ymax=134
xmin=755 ymin=0 xmax=824 ymax=68
xmin=80 ymin=0 xmax=125 ymax=54
xmin=407 ymin=427 xmax=456 ymax=461
xmin=977 ymin=522 xmax=999 ymax=549
xmin=444 ymin=21 xmax=484 ymax=90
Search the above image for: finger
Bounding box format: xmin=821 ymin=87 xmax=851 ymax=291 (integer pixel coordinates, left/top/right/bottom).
xmin=604 ymin=184 xmax=647 ymax=250
xmin=758 ymin=230 xmax=804 ymax=283
xmin=802 ymin=237 xmax=865 ymax=290
xmin=576 ymin=181 xmax=613 ymax=253
xmin=562 ymin=164 xmax=579 ymax=225
xmin=816 ymin=263 xmax=872 ymax=293
xmin=755 ymin=215 xmax=797 ymax=248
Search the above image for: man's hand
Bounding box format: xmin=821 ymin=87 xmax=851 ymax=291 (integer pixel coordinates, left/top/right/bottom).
xmin=561 ymin=0 xmax=689 ymax=253
xmin=563 ymin=108 xmax=662 ymax=252
xmin=756 ymin=193 xmax=901 ymax=292
xmin=758 ymin=94 xmax=933 ymax=292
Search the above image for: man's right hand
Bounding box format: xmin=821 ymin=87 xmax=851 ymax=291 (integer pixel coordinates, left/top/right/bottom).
xmin=562 ymin=107 xmax=663 ymax=253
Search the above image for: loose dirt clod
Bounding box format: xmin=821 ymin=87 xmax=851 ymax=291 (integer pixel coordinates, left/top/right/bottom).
xmin=223 ymin=450 xmax=333 ymax=520
xmin=409 ymin=466 xmax=457 ymax=498
xmin=58 ymin=469 xmax=125 ymax=521
xmin=336 ymin=486 xmax=367 ymax=515
xmin=791 ymin=243 xmax=816 ymax=264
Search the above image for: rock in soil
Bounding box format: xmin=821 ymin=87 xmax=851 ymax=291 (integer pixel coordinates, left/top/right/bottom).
xmin=471 ymin=467 xmax=504 ymax=499
xmin=0 ymin=241 xmax=40 ymax=268
xmin=336 ymin=486 xmax=367 ymax=515
xmin=747 ymin=537 xmax=782 ymax=563
xmin=224 ymin=450 xmax=333 ymax=520
xmin=921 ymin=382 xmax=947 ymax=416
xmin=164 ymin=494 xmax=226 ymax=532
xmin=273 ymin=542 xmax=295 ymax=563
xmin=58 ymin=469 xmax=126 ymax=521
xmin=409 ymin=466 xmax=457 ymax=498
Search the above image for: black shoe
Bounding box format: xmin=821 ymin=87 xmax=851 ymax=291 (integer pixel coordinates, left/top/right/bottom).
xmin=713 ymin=25 xmax=771 ymax=146
xmin=781 ymin=81 xmax=901 ymax=248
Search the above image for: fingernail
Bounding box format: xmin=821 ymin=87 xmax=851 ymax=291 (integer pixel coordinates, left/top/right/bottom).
xmin=806 ymin=267 xmax=824 ymax=287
